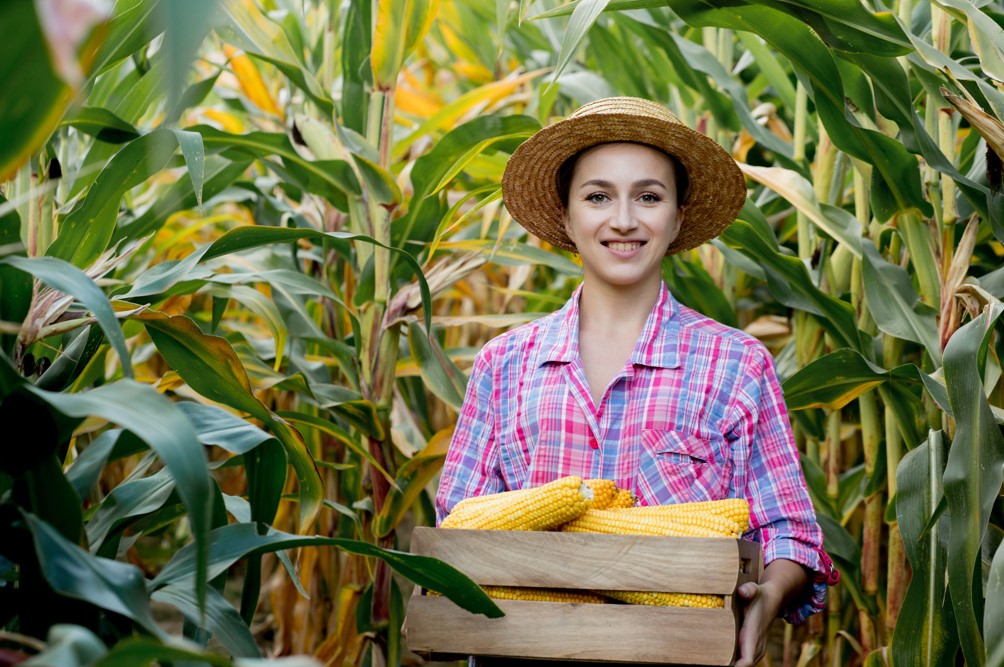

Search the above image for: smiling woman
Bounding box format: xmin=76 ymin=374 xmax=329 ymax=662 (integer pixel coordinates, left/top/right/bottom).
xmin=561 ymin=142 xmax=684 ymax=299
xmin=436 ymin=96 xmax=840 ymax=667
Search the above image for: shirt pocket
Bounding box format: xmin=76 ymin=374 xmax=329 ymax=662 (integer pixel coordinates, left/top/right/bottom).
xmin=637 ymin=429 xmax=733 ymax=504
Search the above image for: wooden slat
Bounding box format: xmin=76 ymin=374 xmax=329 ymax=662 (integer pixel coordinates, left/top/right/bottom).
xmin=411 ymin=527 xmax=747 ymax=593
xmin=404 ymin=594 xmax=737 ymax=665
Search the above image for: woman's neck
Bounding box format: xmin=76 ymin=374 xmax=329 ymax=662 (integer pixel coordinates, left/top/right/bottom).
xmin=577 ymin=278 xmax=662 ymax=338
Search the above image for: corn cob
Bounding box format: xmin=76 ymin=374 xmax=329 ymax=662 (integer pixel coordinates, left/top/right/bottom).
xmin=448 ymin=488 xmax=532 ymax=515
xmin=626 ymin=498 xmax=750 ymax=532
xmin=605 ymin=507 xmax=742 ymax=536
xmin=482 ymin=586 xmax=608 ymax=604
xmin=441 ymin=476 xmax=593 ymax=530
xmin=584 ymin=479 xmax=619 ymax=509
xmin=447 ymin=478 xmax=624 ymax=513
xmin=427 ymin=586 xmax=607 ymax=604
xmin=598 ymin=590 xmax=724 ymax=608
xmin=559 ymin=508 xmax=739 ymax=538
xmin=607 ymin=488 xmax=638 ymax=508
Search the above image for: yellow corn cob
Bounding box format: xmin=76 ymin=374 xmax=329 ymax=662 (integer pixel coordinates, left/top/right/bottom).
xmin=626 ymin=498 xmax=750 ymax=532
xmin=607 ymin=488 xmax=638 ymax=508
xmin=482 ymin=586 xmax=607 ymax=604
xmin=559 ymin=508 xmax=738 ymax=538
xmin=447 ymin=478 xmax=621 ymax=513
xmin=606 ymin=507 xmax=742 ymax=536
xmin=427 ymin=586 xmax=606 ymax=604
xmin=598 ymin=590 xmax=724 ymax=608
xmin=441 ymin=476 xmax=593 ymax=530
xmin=584 ymin=479 xmax=619 ymax=509
xmin=447 ymin=487 xmax=531 ymax=515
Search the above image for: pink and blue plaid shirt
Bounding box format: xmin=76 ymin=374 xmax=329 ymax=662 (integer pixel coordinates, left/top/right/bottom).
xmin=436 ymin=282 xmax=837 ymax=623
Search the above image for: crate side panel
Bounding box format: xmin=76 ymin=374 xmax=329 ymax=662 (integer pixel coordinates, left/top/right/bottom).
xmin=404 ymin=595 xmax=738 ymax=665
xmin=411 ymin=527 xmax=743 ymax=593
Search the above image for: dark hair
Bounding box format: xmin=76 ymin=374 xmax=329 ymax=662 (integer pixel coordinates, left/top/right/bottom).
xmin=556 ymin=143 xmax=692 ymax=208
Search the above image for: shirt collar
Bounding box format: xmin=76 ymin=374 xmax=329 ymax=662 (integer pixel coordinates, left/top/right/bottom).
xmin=538 ymin=282 xmax=681 ymax=369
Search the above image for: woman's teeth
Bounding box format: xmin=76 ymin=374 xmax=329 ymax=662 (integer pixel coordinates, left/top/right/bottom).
xmin=607 ymin=242 xmax=641 ymax=251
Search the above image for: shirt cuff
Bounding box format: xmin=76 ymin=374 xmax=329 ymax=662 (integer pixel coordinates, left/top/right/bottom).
xmin=762 ymin=537 xmax=840 ymax=625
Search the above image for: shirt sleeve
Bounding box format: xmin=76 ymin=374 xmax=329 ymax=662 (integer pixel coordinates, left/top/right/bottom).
xmin=434 ymin=347 xmax=505 ymax=525
xmin=734 ymin=346 xmax=839 ymax=624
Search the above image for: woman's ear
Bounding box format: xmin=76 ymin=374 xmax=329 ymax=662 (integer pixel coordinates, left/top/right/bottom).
xmin=562 ymin=209 xmax=575 ymax=246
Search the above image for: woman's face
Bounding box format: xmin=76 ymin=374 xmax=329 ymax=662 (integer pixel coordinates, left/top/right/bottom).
xmin=562 ymin=142 xmax=683 ymax=292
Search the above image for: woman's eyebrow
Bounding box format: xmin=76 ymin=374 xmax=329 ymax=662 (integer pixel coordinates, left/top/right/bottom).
xmin=577 ymin=178 xmax=667 ymax=189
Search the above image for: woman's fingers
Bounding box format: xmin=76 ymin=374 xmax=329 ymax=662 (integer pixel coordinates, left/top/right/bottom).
xmin=735 ymin=583 xmax=764 ymax=667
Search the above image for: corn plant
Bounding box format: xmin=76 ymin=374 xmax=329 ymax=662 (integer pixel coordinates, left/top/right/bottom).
xmin=1 ymin=0 xmax=510 ymax=664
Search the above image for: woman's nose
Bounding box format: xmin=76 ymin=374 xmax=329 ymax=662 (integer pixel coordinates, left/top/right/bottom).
xmin=608 ymin=200 xmax=637 ymax=231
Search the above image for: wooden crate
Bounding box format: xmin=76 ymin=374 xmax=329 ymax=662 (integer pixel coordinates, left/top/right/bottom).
xmin=403 ymin=527 xmax=763 ymax=666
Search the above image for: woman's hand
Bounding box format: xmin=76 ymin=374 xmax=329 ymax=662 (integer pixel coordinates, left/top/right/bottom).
xmin=735 ymin=559 xmax=809 ymax=667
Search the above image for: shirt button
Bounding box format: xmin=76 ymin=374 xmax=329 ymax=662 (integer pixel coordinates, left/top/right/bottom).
xmin=589 ymin=434 xmax=599 ymax=449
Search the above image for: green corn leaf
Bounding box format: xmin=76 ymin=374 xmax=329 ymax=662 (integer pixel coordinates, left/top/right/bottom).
xmin=0 ymin=1 xmax=75 ymax=180
xmin=216 ymin=0 xmax=332 ymax=116
xmin=178 ymin=402 xmax=275 ymax=455
xmin=987 ymin=536 xmax=1004 ymax=667
xmin=152 ymin=523 xmax=505 ymax=619
xmin=407 ymin=321 xmax=467 ymax=411
xmin=720 ymin=220 xmax=863 ymax=353
xmin=60 ymin=107 xmax=139 ymax=143
xmin=202 ymin=226 xmax=433 ymax=333
xmin=192 ymin=125 xmax=360 ymax=201
xmin=664 ymin=1 xmax=929 ymax=218
xmin=278 ymin=410 xmax=393 ymax=483
xmin=893 ymin=430 xmax=959 ymax=666
xmin=24 ymin=513 xmax=163 ymax=636
xmin=25 ymin=379 xmax=211 ymax=610
xmin=372 ymin=451 xmax=447 ymax=538
xmin=47 ymin=128 xmax=180 ymax=268
xmin=135 ymin=310 xmax=323 ymax=532
xmin=85 ymin=468 xmax=176 ymax=553
xmin=2 ymin=256 xmax=133 ymax=378
xmin=860 ymin=244 xmax=942 ymax=365
xmin=782 ymin=347 xmax=923 ymax=410
xmin=548 ymin=0 xmax=613 ymax=89
xmin=151 ymin=583 xmax=261 ymax=658
xmin=942 ymin=304 xmax=1004 ymax=667
xmin=534 ymin=0 xmax=910 ymax=54
xmin=170 ymin=129 xmax=206 ymax=210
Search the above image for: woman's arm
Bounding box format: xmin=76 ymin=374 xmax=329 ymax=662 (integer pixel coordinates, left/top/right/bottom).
xmin=735 ymin=558 xmax=810 ymax=667
xmin=434 ymin=348 xmax=504 ymax=523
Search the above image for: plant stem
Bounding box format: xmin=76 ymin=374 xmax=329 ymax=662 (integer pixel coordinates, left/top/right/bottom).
xmin=896 ymin=210 xmax=941 ymax=308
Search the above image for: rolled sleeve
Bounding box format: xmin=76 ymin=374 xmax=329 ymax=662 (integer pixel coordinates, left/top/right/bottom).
xmin=434 ymin=348 xmax=504 ymax=524
xmin=735 ymin=347 xmax=839 ymax=624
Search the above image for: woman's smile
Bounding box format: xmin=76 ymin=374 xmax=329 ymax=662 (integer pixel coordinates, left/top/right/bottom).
xmin=562 ymin=142 xmax=683 ymax=291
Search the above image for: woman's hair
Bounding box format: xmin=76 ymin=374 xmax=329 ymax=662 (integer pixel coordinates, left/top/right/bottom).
xmin=555 ymin=142 xmax=692 ymax=209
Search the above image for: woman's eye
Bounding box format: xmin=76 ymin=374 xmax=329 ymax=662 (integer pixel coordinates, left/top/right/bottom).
xmin=586 ymin=193 xmax=609 ymax=203
xmin=639 ymin=193 xmax=661 ymax=203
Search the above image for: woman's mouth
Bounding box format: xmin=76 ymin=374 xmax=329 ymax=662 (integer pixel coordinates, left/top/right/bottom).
xmin=603 ymin=241 xmax=645 ymax=252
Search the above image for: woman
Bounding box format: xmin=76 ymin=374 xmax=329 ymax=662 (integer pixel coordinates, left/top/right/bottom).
xmin=435 ymin=97 xmax=838 ymax=667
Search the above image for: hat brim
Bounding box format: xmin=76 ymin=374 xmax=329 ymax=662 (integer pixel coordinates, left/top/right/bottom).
xmin=501 ymin=107 xmax=747 ymax=255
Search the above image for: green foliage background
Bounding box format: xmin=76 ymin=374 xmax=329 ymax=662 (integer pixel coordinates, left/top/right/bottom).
xmin=0 ymin=0 xmax=1002 ymax=665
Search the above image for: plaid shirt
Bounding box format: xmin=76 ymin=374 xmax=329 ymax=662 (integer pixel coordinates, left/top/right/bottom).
xmin=436 ymin=282 xmax=837 ymax=624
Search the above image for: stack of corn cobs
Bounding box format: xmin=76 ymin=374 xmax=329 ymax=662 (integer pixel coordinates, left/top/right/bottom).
xmin=440 ymin=476 xmax=750 ymax=609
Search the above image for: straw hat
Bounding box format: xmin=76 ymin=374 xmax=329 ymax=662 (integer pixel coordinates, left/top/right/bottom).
xmin=501 ymin=97 xmax=747 ymax=255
